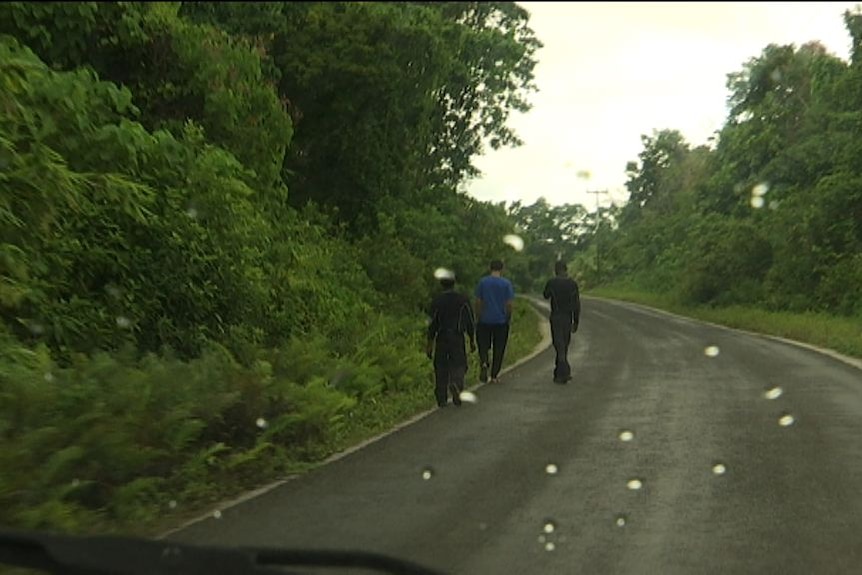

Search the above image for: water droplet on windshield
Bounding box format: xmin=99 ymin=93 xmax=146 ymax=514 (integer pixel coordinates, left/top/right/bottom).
xmin=255 ymin=417 xmax=268 ymax=429
xmin=712 ymin=463 xmax=727 ymax=476
xmin=161 ymin=546 xmax=182 ymax=559
xmin=626 ymin=479 xmax=643 ymax=491
xmin=116 ymin=316 xmax=131 ymax=329
xmin=422 ymin=467 xmax=434 ymax=480
xmin=770 ymin=69 xmax=782 ymax=82
xmin=168 ymin=500 xmax=177 ymax=509
xmin=779 ymin=414 xmax=795 ymax=427
xmin=544 ymin=542 xmax=556 ymax=552
xmin=619 ymin=430 xmax=634 ymax=442
xmin=751 ymin=196 xmax=765 ymax=209
xmin=71 ymin=478 xmax=80 ymax=488
xmin=212 ymin=510 xmax=222 ymax=519
xmin=503 ymin=234 xmax=525 ymax=252
xmin=459 ymin=391 xmax=478 ymax=404
xmin=543 ymin=520 xmax=556 ymax=534
xmin=44 ymin=372 xmax=54 ymax=383
xmin=478 ymin=522 xmax=488 ymax=531
xmin=186 ymin=207 xmax=198 ymax=219
xmin=28 ymin=322 xmax=44 ymax=335
xmin=538 ymin=534 xmax=546 ymax=543
xmin=615 ymin=514 xmax=627 ymax=527
xmin=433 ymin=268 xmax=454 ymax=281
xmin=764 ymin=387 xmax=783 ymax=400
xmin=545 ymin=463 xmax=558 ymax=475
xmin=752 ymin=182 xmax=770 ymax=197
xmin=704 ymin=346 xmax=720 ymax=358
xmin=106 ymin=285 xmax=122 ymax=299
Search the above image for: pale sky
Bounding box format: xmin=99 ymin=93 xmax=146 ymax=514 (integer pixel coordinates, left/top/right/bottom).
xmin=464 ymin=2 xmax=859 ymax=210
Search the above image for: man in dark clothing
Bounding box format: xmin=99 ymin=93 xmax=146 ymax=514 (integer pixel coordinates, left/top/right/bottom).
xmin=427 ymin=271 xmax=477 ymax=407
xmin=543 ymin=261 xmax=581 ymax=384
xmin=474 ymin=259 xmax=515 ymax=384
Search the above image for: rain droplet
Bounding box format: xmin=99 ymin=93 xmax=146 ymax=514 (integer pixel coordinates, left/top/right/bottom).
xmin=44 ymin=372 xmax=54 ymax=383
xmin=538 ymin=535 xmax=546 ymax=543
xmin=71 ymin=478 xmax=80 ymax=488
xmin=544 ymin=542 xmax=556 ymax=552
xmin=545 ymin=463 xmax=558 ymax=475
xmin=28 ymin=322 xmax=44 ymax=336
xmin=712 ymin=463 xmax=727 ymax=476
xmin=779 ymin=414 xmax=795 ymax=427
xmin=503 ymin=234 xmax=525 ymax=252
xmin=255 ymin=417 xmax=268 ymax=429
xmin=543 ymin=520 xmax=557 ymax=534
xmin=186 ymin=207 xmax=198 ymax=219
xmin=459 ymin=391 xmax=478 ymax=404
xmin=769 ymin=69 xmax=782 ymax=82
xmin=704 ymin=346 xmax=720 ymax=358
xmin=212 ymin=510 xmax=222 ymax=519
xmin=619 ymin=430 xmax=634 ymax=442
xmin=615 ymin=515 xmax=627 ymax=527
xmin=478 ymin=522 xmax=488 ymax=531
xmin=161 ymin=546 xmax=182 ymax=558
xmin=627 ymin=479 xmax=643 ymax=491
xmin=752 ymin=182 xmax=770 ymax=197
xmin=433 ymin=267 xmax=455 ymax=281
xmin=116 ymin=316 xmax=131 ymax=329
xmin=764 ymin=387 xmax=783 ymax=400
xmin=751 ymin=196 xmax=766 ymax=209
xmin=168 ymin=500 xmax=177 ymax=509
xmin=422 ymin=467 xmax=434 ymax=480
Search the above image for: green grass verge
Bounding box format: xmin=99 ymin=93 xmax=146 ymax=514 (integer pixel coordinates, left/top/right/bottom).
xmin=588 ymin=285 xmax=862 ymax=360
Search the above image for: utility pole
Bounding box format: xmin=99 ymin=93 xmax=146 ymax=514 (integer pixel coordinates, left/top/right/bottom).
xmin=586 ymin=189 xmax=608 ymax=285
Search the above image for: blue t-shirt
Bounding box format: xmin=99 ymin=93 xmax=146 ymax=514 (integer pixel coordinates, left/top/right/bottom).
xmin=475 ymin=275 xmax=515 ymax=325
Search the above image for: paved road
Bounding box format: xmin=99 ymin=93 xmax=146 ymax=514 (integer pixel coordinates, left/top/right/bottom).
xmin=169 ymin=297 xmax=862 ymax=574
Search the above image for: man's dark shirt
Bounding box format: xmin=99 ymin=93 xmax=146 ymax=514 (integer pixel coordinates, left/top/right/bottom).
xmin=543 ymin=276 xmax=581 ymax=325
xmin=428 ymin=290 xmax=476 ymax=343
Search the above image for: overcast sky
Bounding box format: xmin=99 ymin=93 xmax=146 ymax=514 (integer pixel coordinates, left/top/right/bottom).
xmin=463 ymin=2 xmax=859 ymax=211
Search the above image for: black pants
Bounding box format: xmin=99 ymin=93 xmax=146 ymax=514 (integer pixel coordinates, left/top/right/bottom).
xmin=434 ymin=333 xmax=467 ymax=406
xmin=550 ymin=314 xmax=572 ymax=380
xmin=477 ymin=323 xmax=509 ymax=379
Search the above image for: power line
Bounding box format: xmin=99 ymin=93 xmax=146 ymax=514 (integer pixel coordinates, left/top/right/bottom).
xmin=586 ymin=189 xmax=608 ymax=284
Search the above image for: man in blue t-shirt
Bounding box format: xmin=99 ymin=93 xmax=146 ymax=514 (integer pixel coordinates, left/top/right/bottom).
xmin=474 ymin=259 xmax=515 ymax=383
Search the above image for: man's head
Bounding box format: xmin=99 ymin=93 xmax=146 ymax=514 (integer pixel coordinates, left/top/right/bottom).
xmin=554 ymin=260 xmax=568 ymax=277
xmin=490 ymin=259 xmax=504 ymax=274
xmin=440 ymin=277 xmax=455 ymax=290
xmin=435 ymin=267 xmax=456 ymax=290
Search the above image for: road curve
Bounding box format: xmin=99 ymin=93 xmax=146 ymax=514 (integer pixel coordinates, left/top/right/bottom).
xmin=168 ymin=297 xmax=862 ymax=575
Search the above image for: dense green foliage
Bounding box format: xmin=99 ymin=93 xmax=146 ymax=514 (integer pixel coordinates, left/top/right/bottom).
xmin=0 ymin=1 xmax=543 ymax=533
xmin=591 ymin=12 xmax=862 ymax=320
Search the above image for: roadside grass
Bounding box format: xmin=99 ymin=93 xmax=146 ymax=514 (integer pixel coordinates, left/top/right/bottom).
xmin=588 ymin=286 xmax=862 ymax=360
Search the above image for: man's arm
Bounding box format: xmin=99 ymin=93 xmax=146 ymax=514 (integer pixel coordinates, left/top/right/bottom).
xmin=474 ymin=281 xmax=483 ymax=323
xmin=543 ymin=280 xmax=552 ymax=300
xmin=571 ymin=281 xmax=581 ymax=332
xmin=506 ymin=281 xmax=515 ymax=322
xmin=461 ymin=299 xmax=477 ymax=352
xmin=426 ymin=299 xmax=440 ymax=358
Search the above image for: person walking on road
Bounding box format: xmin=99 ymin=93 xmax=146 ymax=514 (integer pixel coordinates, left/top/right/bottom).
xmin=427 ymin=270 xmax=476 ymax=407
xmin=474 ymin=259 xmax=515 ymax=384
xmin=543 ymin=261 xmax=581 ymax=384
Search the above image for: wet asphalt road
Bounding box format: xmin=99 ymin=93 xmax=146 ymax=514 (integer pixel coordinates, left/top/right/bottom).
xmin=169 ymin=297 xmax=862 ymax=574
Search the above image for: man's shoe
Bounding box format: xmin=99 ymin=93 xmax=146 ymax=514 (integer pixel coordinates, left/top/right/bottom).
xmin=450 ymin=384 xmax=462 ymax=406
xmin=479 ymin=363 xmax=489 ymax=383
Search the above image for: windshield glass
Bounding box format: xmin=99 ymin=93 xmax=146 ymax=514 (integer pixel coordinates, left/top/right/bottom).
xmin=2 ymin=2 xmax=862 ymax=574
